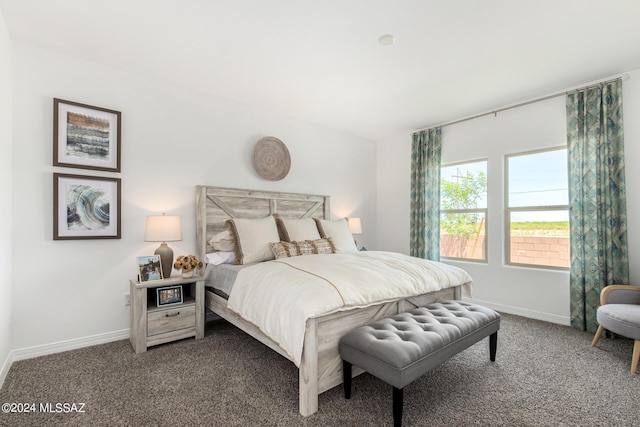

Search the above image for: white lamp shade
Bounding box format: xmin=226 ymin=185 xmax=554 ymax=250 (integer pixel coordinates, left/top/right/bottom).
xmin=347 ymin=217 xmax=362 ymax=235
xmin=144 ymin=214 xmax=183 ymax=242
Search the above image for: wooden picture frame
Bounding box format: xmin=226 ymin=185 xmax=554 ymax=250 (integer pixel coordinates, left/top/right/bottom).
xmin=53 ymin=98 xmax=121 ymax=172
xmin=157 ymin=285 xmax=183 ymax=307
xmin=53 ymin=173 xmax=122 ymax=240
xmin=137 ymin=255 xmax=164 ymax=282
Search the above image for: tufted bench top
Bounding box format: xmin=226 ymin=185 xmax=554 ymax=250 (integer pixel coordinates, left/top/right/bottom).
xmin=339 ymin=301 xmax=501 ymax=390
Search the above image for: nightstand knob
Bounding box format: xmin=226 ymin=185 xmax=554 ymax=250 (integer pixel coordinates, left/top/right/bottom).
xmin=165 ymin=311 xmax=180 ymax=318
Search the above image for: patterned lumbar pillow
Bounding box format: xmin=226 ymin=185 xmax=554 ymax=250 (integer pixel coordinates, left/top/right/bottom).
xmin=269 ymin=241 xmax=301 ymax=259
xmin=294 ymin=240 xmax=315 ymax=255
xmin=308 ymin=238 xmax=336 ymax=254
xmin=270 ymin=238 xmax=335 ymax=258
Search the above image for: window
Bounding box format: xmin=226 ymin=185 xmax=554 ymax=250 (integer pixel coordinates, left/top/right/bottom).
xmin=440 ymin=160 xmax=487 ymax=261
xmin=506 ymin=148 xmax=569 ymax=269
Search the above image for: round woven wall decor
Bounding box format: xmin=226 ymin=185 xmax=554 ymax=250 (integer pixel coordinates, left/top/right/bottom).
xmin=252 ymin=136 xmax=291 ymax=181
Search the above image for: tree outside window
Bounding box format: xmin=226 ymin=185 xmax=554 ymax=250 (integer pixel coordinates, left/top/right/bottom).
xmin=440 ymin=160 xmax=487 ymax=261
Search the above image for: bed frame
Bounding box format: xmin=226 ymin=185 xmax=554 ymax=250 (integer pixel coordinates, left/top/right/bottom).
xmin=195 ymin=185 xmax=462 ymax=417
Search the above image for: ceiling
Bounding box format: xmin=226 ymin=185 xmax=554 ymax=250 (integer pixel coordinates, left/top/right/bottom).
xmin=2 ymin=0 xmax=640 ymax=141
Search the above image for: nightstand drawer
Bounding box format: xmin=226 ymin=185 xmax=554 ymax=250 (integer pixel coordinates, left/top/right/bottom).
xmin=147 ymin=305 xmax=196 ymax=336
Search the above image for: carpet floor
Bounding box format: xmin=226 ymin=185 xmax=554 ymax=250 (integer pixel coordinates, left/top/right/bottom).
xmin=0 ymin=313 xmax=638 ymax=426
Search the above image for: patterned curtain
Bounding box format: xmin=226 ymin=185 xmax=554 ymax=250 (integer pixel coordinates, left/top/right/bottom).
xmin=410 ymin=128 xmax=442 ymax=260
xmin=566 ymin=79 xmax=629 ymax=332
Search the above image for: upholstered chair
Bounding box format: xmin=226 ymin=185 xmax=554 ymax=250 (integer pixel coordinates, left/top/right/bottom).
xmin=591 ymin=285 xmax=640 ymax=374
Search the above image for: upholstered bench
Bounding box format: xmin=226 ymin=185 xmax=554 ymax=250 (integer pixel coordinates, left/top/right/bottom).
xmin=339 ymin=301 xmax=500 ymax=427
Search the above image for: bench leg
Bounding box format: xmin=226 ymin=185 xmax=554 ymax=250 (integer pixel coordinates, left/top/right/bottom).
xmin=489 ymin=331 xmax=498 ymax=362
xmin=393 ymin=386 xmax=403 ymax=427
xmin=343 ymin=360 xmax=352 ymax=399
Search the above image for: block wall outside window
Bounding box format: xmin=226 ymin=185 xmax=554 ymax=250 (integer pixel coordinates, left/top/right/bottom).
xmin=441 ymin=233 xmax=485 ymax=261
xmin=505 ymin=148 xmax=569 ymax=270
xmin=510 ymin=235 xmax=570 ymax=268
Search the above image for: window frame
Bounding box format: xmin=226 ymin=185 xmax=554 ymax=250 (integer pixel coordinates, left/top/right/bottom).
xmin=504 ymin=146 xmax=569 ymax=271
xmin=439 ymin=158 xmax=488 ymax=263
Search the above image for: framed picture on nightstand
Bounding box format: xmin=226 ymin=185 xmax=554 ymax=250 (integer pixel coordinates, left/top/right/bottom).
xmin=157 ymin=285 xmax=183 ymax=307
xmin=137 ymin=255 xmax=163 ymax=282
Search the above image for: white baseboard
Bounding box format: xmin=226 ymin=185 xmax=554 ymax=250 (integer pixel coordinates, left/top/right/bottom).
xmin=0 ymin=329 xmax=129 ymax=389
xmin=12 ymin=329 xmax=130 ymax=362
xmin=0 ymin=350 xmax=14 ymax=389
xmin=463 ymin=297 xmax=571 ymax=326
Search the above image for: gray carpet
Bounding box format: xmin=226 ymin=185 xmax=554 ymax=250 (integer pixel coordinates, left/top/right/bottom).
xmin=0 ymin=313 xmax=638 ymax=426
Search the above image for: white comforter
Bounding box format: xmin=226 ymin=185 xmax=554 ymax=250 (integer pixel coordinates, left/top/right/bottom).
xmin=226 ymin=251 xmax=472 ymax=366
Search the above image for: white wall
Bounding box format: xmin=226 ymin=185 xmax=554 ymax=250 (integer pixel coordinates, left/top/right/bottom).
xmin=9 ymin=42 xmax=377 ymax=352
xmin=377 ymin=70 xmax=640 ymax=324
xmin=625 ymin=71 xmax=640 ymax=289
xmin=0 ymin=8 xmax=13 ymax=382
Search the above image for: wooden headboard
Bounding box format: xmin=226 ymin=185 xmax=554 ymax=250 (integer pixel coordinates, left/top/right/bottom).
xmin=195 ymin=186 xmax=330 ymax=261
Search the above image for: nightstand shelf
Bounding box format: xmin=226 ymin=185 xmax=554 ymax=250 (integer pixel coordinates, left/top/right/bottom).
xmin=147 ymin=295 xmax=196 ymax=312
xmin=129 ymin=275 xmax=204 ymax=354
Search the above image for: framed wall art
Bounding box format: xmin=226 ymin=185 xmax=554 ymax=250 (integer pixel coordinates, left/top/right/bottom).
xmin=53 ymin=98 xmax=121 ymax=172
xmin=53 ymin=173 xmax=122 ymax=240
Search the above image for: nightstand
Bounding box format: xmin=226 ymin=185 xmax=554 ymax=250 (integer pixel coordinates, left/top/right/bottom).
xmin=129 ymin=275 xmax=204 ymax=353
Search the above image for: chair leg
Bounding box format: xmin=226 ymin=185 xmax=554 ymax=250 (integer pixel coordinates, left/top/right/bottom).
xmin=631 ymin=340 xmax=640 ymax=375
xmin=591 ymin=325 xmax=605 ymax=347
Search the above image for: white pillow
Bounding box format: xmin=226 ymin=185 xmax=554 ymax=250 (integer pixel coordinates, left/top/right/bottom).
xmin=314 ymin=218 xmax=358 ymax=253
xmin=205 ymin=251 xmax=236 ymax=265
xmin=208 ymin=229 xmax=235 ymax=252
xmin=276 ymin=217 xmax=321 ymax=242
xmin=227 ymin=216 xmax=281 ymax=264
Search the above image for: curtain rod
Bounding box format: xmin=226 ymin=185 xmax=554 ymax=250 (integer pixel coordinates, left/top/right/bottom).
xmin=415 ymin=75 xmax=626 ymax=132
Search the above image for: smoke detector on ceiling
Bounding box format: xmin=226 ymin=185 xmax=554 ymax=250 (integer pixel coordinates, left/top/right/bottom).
xmin=378 ymin=34 xmax=396 ymax=46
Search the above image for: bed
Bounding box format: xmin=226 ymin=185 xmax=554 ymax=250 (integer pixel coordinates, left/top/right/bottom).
xmin=195 ymin=185 xmax=472 ymax=417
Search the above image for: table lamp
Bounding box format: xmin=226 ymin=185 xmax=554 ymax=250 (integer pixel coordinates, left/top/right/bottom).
xmin=347 ymin=217 xmax=363 ymax=249
xmin=144 ymin=213 xmax=182 ymax=278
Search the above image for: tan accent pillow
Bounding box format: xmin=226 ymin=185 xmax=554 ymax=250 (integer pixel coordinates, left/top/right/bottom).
xmin=314 ymin=218 xmax=358 ymax=253
xmin=284 ymin=241 xmax=302 ymax=256
xmin=269 ymin=242 xmax=289 ymax=259
xmin=275 ymin=217 xmax=321 ymax=242
xmin=308 ymin=238 xmax=335 ymax=254
xmin=294 ymin=240 xmax=315 ymax=255
xmin=269 ymin=241 xmax=301 ymax=259
xmin=226 ymin=216 xmax=280 ymax=264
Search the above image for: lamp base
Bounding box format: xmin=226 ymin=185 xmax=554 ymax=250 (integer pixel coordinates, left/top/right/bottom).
xmin=154 ymin=242 xmax=173 ymax=278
